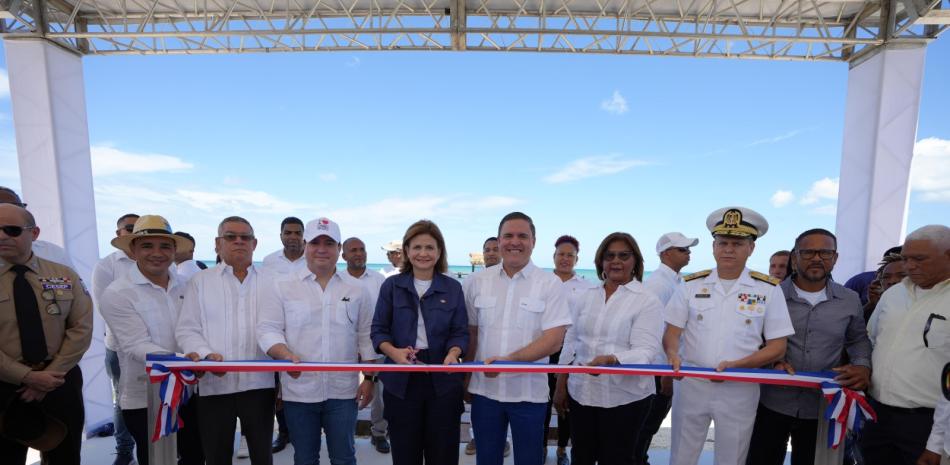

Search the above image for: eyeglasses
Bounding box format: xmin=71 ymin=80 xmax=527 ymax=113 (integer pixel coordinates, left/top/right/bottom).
xmin=0 ymin=225 xmax=35 ymax=237
xmin=603 ymin=251 xmax=635 ymax=262
xmin=797 ymin=249 xmax=836 ymax=260
xmin=219 ymin=233 xmax=255 ymax=242
xmin=925 ymin=313 xmax=947 ymax=348
xmin=120 ymin=224 xmax=135 ymax=233
xmin=0 ymin=202 xmax=28 ymax=208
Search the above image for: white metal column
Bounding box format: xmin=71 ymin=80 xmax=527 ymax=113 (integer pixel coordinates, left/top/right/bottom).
xmin=4 ymin=38 xmax=111 ymax=431
xmin=835 ymin=43 xmax=927 ymax=280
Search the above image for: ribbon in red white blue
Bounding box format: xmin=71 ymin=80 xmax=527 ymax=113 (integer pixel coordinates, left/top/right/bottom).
xmin=147 ymin=355 xmax=197 ymax=442
xmin=145 ymin=354 xmax=875 ymax=447
xmin=822 ymin=381 xmax=876 ymax=449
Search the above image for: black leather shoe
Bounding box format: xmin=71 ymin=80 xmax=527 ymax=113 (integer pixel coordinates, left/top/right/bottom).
xmin=272 ymin=434 xmax=289 ymax=453
xmin=372 ymin=436 xmax=391 ymax=454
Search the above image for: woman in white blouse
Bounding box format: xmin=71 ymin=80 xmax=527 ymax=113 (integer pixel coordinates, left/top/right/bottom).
xmin=553 ymin=232 xmax=664 ymax=465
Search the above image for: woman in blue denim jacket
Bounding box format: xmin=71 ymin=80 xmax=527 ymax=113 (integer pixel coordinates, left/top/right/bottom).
xmin=371 ymin=219 xmax=469 ymax=465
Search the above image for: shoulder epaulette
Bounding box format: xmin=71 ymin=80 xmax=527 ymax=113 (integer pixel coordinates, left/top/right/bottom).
xmin=750 ymin=271 xmax=780 ymax=286
xmin=683 ymin=270 xmax=712 ymax=282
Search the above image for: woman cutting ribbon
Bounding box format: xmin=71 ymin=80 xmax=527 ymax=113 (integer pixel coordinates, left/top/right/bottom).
xmin=371 ymin=220 xmax=469 ymax=465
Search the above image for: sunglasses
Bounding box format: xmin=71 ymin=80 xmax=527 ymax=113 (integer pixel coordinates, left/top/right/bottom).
xmin=924 ymin=313 xmax=947 ymax=348
xmin=219 ymin=233 xmax=255 ymax=242
xmin=603 ymin=251 xmax=635 ymax=262
xmin=120 ymin=224 xmax=135 ymax=233
xmin=0 ymin=225 xmax=36 ymax=237
xmin=672 ymin=247 xmax=690 ymax=253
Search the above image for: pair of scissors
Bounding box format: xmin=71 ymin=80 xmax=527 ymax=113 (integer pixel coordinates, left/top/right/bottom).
xmin=406 ymin=346 xmax=424 ymax=364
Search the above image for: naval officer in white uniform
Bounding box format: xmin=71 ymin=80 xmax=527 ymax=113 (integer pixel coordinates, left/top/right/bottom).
xmin=663 ymin=207 xmax=794 ymax=465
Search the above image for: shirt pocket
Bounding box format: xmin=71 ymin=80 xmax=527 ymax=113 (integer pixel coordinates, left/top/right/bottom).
xmin=474 ymin=295 xmax=498 ymax=327
xmin=285 ymin=300 xmax=311 ymax=327
xmin=517 ymin=297 xmax=545 ymax=329
xmin=688 ymin=299 xmax=715 ymax=328
xmin=735 ymin=302 xmax=765 ymax=343
xmin=926 ymin=316 xmax=950 ymax=351
xmin=49 ymin=289 xmax=74 ymax=318
xmin=334 ymin=301 xmax=359 ymax=327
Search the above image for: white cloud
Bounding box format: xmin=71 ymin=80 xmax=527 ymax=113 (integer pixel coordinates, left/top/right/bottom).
xmin=327 ymin=195 xmax=522 ymax=235
xmin=770 ymin=190 xmax=795 ymax=207
xmin=800 ymin=177 xmax=839 ymax=205
xmin=911 ymin=137 xmax=950 ymax=202
xmin=544 ymin=155 xmax=649 ymax=184
xmin=0 ymin=69 xmax=9 ymax=99
xmin=91 ymin=145 xmax=193 ymax=176
xmin=600 ymin=91 xmax=628 ymax=115
xmin=745 ymin=129 xmax=807 ymax=148
xmin=319 ymin=173 xmax=338 ymax=182
xmin=176 ymin=189 xmax=307 ymax=213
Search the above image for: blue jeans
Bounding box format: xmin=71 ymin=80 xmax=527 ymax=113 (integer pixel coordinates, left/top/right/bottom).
xmin=105 ymin=348 xmax=134 ymax=455
xmin=284 ymin=399 xmax=358 ymax=465
xmin=471 ymin=394 xmax=547 ymax=465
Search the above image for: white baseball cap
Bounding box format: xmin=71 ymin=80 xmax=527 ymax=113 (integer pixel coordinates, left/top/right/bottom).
xmin=381 ymin=240 xmax=403 ymax=252
xmin=656 ymin=232 xmax=699 ymax=254
xmin=303 ymin=217 xmax=341 ymax=243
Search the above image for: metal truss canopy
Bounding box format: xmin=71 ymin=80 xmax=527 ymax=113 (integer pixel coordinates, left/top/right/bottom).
xmin=0 ymin=0 xmax=947 ymax=60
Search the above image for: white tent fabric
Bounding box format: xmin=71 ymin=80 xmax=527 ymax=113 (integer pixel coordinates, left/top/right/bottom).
xmin=5 ymin=39 xmax=112 ymax=432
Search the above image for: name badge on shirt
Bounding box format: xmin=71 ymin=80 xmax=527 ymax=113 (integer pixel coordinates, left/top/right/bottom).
xmin=694 ymin=293 xmax=711 ymax=298
xmin=38 ymin=277 xmax=72 ymax=291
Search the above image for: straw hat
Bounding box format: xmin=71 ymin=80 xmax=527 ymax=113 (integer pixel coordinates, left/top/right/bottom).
xmin=111 ymin=215 xmax=193 ymax=255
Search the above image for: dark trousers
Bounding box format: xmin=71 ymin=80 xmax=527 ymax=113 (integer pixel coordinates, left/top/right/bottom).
xmin=633 ymin=376 xmax=672 ymax=465
xmin=198 ymin=388 xmax=276 ymax=465
xmin=568 ymin=394 xmax=651 ymax=465
xmin=384 ymin=372 xmax=464 ymax=465
xmin=123 ymin=393 xmax=204 ymax=465
xmin=859 ymin=398 xmax=934 ymax=465
xmin=746 ymin=403 xmax=817 ymax=465
xmin=0 ymin=366 xmax=84 ymax=465
xmin=545 ymin=352 xmax=571 ymax=450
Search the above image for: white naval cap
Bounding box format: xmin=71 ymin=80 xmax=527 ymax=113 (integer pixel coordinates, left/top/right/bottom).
xmin=656 ymin=232 xmax=699 ymax=254
xmin=303 ymin=217 xmax=342 ymax=243
xmin=706 ymin=206 xmax=769 ymax=240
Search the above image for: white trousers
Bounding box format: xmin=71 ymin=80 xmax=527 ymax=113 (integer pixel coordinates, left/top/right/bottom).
xmin=669 ymin=378 xmax=759 ymax=465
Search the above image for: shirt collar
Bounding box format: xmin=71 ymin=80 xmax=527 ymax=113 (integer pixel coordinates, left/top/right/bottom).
xmin=215 ymin=262 xmax=256 ymax=278
xmin=129 ymin=263 xmax=180 ymax=290
xmin=0 ymin=253 xmax=39 ymax=274
xmin=654 ymin=263 xmax=679 ymax=281
xmin=496 ymin=260 xmax=538 ymax=280
xmin=709 ymin=267 xmax=755 ymax=287
xmin=621 ymin=279 xmax=648 ymax=294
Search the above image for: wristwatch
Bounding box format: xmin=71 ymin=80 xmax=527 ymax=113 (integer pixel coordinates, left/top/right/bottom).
xmin=363 ymin=375 xmax=379 ymax=383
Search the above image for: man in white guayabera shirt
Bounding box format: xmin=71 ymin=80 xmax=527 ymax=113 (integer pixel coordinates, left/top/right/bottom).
xmin=257 ymin=217 xmax=379 ymax=465
xmin=176 ymin=216 xmax=276 ymax=464
xmin=465 ymin=211 xmax=572 ymax=465
xmin=99 ymin=215 xmax=203 ymax=465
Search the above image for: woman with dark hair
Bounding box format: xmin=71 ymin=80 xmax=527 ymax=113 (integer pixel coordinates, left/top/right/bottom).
xmin=553 ymin=232 xmax=663 ymax=465
xmin=370 ymin=219 xmax=469 ymax=465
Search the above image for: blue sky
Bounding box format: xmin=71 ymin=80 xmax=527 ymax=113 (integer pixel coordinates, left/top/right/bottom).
xmin=1 ymin=39 xmax=948 ymax=272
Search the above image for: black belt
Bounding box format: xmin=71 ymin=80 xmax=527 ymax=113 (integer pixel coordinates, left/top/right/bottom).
xmin=21 ymin=360 xmax=50 ymax=371
xmin=871 ymin=398 xmax=935 ymax=415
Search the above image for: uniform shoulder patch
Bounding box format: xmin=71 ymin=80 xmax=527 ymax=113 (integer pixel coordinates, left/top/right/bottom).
xmin=750 ymin=271 xmax=780 ymax=286
xmin=683 ymin=270 xmax=712 ymax=282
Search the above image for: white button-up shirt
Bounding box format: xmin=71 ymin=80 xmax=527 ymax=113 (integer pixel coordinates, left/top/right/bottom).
xmin=93 ymin=250 xmax=137 ymax=350
xmin=261 ymin=249 xmax=306 ymax=275
xmin=100 ymin=266 xmax=186 ymax=410
xmin=176 ymin=259 xmax=203 ymax=282
xmin=465 ymin=261 xmax=573 ymax=403
xmin=560 ymin=273 xmax=598 ymax=315
xmin=257 ymin=269 xmax=379 ymax=403
xmin=926 ymin=396 xmax=950 ymax=457
xmin=643 ymin=263 xmax=682 ymax=307
xmin=664 ymin=268 xmax=794 ymax=369
xmin=176 ymin=264 xmax=275 ymax=397
xmin=349 ymin=268 xmax=386 ymax=305
xmin=868 ymin=278 xmax=950 ymax=408
xmin=560 ymin=280 xmax=663 ymax=407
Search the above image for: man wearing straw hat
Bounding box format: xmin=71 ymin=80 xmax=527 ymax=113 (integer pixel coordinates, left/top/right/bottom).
xmin=663 ymin=206 xmax=794 ymax=465
xmin=99 ymin=214 xmax=204 ymax=465
xmin=0 ymin=203 xmax=93 ymax=465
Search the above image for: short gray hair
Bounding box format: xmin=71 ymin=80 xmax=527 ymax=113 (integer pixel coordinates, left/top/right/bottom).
xmin=905 ymin=224 xmax=950 ymax=252
xmin=218 ymin=216 xmax=254 ymax=236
